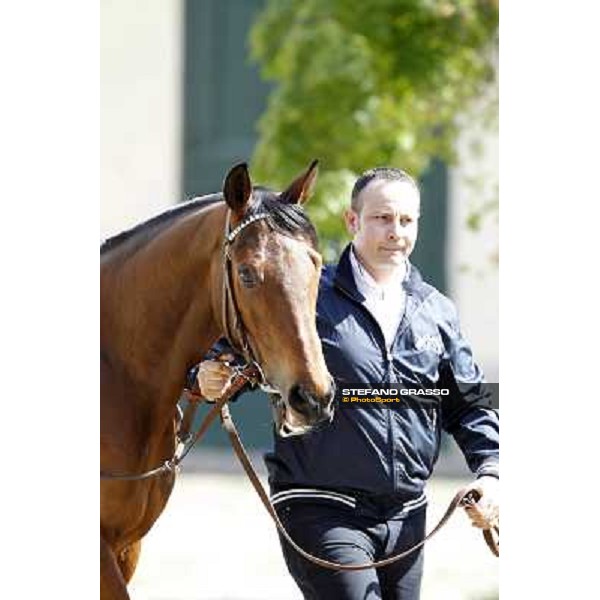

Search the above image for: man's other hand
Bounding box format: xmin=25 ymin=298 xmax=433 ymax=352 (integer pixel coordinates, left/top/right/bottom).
xmin=462 ymin=475 xmax=499 ymax=530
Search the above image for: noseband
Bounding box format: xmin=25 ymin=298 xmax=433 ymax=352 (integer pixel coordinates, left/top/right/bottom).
xmin=221 ymin=209 xmax=278 ymax=393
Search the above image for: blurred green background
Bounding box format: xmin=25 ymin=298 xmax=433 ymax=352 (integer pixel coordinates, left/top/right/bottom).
xmin=183 ymin=0 xmax=498 ymax=268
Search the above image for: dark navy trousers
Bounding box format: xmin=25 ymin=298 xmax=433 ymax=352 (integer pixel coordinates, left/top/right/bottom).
xmin=276 ymin=499 xmax=426 ymax=600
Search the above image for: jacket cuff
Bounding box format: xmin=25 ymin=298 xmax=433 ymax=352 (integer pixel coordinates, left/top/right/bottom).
xmin=476 ymin=461 xmax=499 ymax=479
xmin=185 ymin=364 xmax=200 ymax=390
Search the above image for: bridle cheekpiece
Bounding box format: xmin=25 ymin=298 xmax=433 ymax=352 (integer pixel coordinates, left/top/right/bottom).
xmin=221 ymin=209 xmax=278 ymax=393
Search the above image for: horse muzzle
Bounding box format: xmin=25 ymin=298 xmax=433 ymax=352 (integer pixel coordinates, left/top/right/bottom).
xmin=273 ymin=379 xmax=336 ymax=437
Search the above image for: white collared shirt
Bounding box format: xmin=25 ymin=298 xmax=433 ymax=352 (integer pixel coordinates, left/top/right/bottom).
xmin=349 ymin=245 xmax=408 ymax=349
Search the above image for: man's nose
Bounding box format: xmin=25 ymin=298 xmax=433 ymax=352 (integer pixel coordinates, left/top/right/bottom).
xmin=388 ymin=219 xmax=402 ymax=240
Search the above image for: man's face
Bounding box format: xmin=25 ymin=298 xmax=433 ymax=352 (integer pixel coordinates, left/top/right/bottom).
xmin=344 ymin=179 xmax=420 ymax=275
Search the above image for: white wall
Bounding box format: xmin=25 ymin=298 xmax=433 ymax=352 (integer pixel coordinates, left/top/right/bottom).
xmin=100 ymin=0 xmax=183 ymax=239
xmin=448 ymin=107 xmax=499 ymax=381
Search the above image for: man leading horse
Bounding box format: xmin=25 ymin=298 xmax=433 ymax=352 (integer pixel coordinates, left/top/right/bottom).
xmin=195 ymin=166 xmax=499 ymax=600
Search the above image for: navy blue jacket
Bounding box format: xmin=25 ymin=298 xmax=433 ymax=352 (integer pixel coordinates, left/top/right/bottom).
xmin=197 ymin=244 xmax=499 ymax=502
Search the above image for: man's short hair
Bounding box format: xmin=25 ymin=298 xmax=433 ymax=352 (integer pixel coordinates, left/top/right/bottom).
xmin=350 ymin=167 xmax=420 ymax=212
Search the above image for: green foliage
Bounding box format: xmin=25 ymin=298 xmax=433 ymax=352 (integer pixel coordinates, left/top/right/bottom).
xmin=249 ymin=0 xmax=498 ymax=253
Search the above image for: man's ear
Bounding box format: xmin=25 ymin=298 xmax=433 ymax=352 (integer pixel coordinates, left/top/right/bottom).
xmin=223 ymin=162 xmax=253 ymax=217
xmin=344 ymin=208 xmax=360 ymax=235
xmin=279 ymin=160 xmax=319 ymax=205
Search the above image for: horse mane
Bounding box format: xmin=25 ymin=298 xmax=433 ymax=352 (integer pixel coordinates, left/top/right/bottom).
xmin=100 ymin=188 xmax=318 ymax=259
xmin=100 ymin=194 xmax=222 ymax=257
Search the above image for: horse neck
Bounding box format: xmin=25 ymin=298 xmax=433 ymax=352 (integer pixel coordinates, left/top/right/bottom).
xmin=101 ymin=203 xmax=227 ymax=414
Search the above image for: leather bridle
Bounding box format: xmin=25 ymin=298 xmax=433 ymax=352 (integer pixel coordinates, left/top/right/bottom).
xmin=220 ymin=208 xmax=278 ymax=393
xmin=100 ymin=208 xmax=275 ymax=481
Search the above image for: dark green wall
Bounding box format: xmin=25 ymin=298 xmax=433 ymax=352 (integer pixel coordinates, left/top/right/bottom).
xmin=411 ymin=158 xmax=448 ymax=293
xmin=188 ymin=389 xmax=274 ymax=449
xmin=183 ymin=0 xmax=270 ymax=197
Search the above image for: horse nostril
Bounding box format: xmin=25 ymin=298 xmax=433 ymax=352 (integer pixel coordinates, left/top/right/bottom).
xmin=288 ymin=384 xmax=311 ymax=416
xmin=289 ymin=384 xmax=335 ymax=422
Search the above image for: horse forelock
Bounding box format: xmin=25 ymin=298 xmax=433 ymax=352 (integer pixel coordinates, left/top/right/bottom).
xmin=248 ymin=189 xmax=319 ymax=249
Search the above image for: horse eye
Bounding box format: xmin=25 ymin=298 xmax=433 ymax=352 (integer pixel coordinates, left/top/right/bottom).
xmin=237 ymin=264 xmax=259 ymax=288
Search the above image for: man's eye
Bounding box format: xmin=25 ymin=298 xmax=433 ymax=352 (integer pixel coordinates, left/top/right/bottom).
xmin=238 ymin=264 xmax=259 ymax=288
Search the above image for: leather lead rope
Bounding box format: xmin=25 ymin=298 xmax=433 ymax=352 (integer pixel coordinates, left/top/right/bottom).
xmin=220 ymin=403 xmax=499 ymax=569
xmin=101 ymin=364 xmax=498 ymax=559
xmin=178 ymin=389 xmax=204 ymax=444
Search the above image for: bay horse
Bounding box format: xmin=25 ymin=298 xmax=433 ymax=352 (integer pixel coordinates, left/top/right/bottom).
xmin=100 ymin=161 xmax=334 ymax=600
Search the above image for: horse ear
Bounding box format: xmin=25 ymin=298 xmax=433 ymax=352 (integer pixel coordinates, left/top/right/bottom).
xmin=280 ymin=160 xmax=319 ymax=205
xmin=223 ymin=162 xmax=253 ymax=215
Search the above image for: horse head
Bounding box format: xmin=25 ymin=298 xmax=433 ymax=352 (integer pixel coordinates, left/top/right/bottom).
xmin=217 ymin=161 xmax=335 ymax=437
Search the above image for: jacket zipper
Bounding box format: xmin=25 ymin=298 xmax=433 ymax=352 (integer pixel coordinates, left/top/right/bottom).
xmin=334 ymin=282 xmax=408 ymax=494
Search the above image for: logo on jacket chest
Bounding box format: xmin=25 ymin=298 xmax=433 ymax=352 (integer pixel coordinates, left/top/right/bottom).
xmin=414 ymin=334 xmax=444 ymax=355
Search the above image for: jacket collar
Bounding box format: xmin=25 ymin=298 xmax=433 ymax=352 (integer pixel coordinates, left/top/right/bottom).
xmin=333 ymin=243 xmax=424 ymax=302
